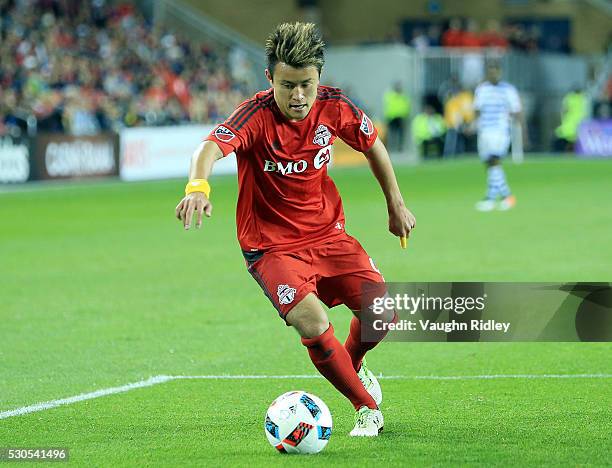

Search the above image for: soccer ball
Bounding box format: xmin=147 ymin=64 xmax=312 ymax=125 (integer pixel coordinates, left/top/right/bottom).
xmin=264 ymin=391 xmax=333 ymax=454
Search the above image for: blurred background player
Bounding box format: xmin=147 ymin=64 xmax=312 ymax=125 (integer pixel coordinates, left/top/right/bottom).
xmin=473 ymin=62 xmax=521 ymax=211
xmin=383 ymin=82 xmax=411 ymax=153
xmin=443 ymin=84 xmax=476 ymax=157
xmin=411 ymin=102 xmax=446 ymax=159
xmin=553 ymin=86 xmax=589 ymax=152
xmin=175 ymin=22 xmax=416 ymax=437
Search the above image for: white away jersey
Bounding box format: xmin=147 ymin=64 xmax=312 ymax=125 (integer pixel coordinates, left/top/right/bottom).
xmin=474 ymin=81 xmax=521 ymax=134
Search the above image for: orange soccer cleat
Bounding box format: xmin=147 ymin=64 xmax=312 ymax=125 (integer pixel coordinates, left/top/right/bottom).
xmin=498 ymin=195 xmax=516 ymax=211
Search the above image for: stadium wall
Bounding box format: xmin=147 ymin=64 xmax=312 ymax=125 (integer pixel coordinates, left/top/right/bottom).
xmin=324 ymin=45 xmax=418 ymax=121
xmin=503 ymin=0 xmax=611 ymax=54
xmin=179 ymin=0 xmax=304 ymax=45
xmin=0 ymin=127 xmax=233 ymax=184
xmin=0 ymin=126 xmax=362 ymax=184
xmin=119 ymin=125 xmax=237 ymax=181
xmin=0 ymin=134 xmax=119 ymax=183
xmin=322 ymin=0 xmax=610 ymax=53
xmin=3 ymin=117 xmax=611 ymax=186
xmin=181 ymin=0 xmax=611 ymax=54
xmin=323 ymin=45 xmax=592 ymax=149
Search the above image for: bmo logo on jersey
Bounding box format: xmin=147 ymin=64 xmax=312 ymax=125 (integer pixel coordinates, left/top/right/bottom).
xmin=313 ymin=145 xmax=332 ymax=169
xmin=264 ymin=145 xmax=332 ymax=175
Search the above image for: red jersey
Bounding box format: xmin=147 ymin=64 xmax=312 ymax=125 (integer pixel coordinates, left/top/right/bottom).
xmin=480 ymin=32 xmax=509 ymax=49
xmin=205 ymin=86 xmax=377 ymax=252
xmin=460 ymin=31 xmax=482 ymax=48
xmin=441 ymin=29 xmax=464 ymax=47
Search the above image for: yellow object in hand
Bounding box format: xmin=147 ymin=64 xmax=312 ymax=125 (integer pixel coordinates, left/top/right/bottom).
xmin=400 ymin=236 xmax=407 ymax=249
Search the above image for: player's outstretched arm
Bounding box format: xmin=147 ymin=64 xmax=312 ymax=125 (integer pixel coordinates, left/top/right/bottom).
xmin=364 ymin=137 xmax=416 ymax=246
xmin=175 ymin=140 xmax=224 ymax=230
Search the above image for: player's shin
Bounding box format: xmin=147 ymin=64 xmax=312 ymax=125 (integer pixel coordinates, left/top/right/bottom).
xmin=301 ymin=323 xmax=377 ymax=410
xmin=344 ymin=311 xmax=398 ymax=372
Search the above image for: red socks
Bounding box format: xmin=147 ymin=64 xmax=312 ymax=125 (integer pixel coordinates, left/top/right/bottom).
xmin=344 ymin=315 xmax=396 ymax=371
xmin=301 ymin=315 xmax=397 ymax=409
xmin=301 ymin=323 xmax=377 ymax=410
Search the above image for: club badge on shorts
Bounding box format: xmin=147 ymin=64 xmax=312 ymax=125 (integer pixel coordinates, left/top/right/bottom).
xmin=277 ymin=284 xmax=297 ymax=305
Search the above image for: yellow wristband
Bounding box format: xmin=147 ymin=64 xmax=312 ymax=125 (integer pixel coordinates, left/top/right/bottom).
xmin=185 ymin=179 xmax=211 ymax=198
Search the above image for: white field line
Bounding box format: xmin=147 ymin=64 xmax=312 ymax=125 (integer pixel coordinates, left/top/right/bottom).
xmin=174 ymin=374 xmax=612 ymax=380
xmin=409 ymin=373 xmax=612 ymax=380
xmin=1 ymin=373 xmax=610 ymax=420
xmin=0 ymin=376 xmax=173 ymax=420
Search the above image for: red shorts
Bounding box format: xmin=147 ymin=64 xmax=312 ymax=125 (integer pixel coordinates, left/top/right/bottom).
xmin=244 ymin=234 xmax=385 ymax=320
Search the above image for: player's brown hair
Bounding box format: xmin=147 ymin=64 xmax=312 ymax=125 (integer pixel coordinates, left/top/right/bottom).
xmin=265 ymin=22 xmax=325 ymax=76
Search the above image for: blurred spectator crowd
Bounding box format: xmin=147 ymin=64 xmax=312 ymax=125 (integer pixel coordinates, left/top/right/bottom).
xmin=403 ymin=17 xmax=569 ymax=53
xmin=0 ymin=0 xmax=251 ymax=137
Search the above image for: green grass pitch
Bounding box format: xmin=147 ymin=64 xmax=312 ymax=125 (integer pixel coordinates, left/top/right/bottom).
xmin=1 ymin=157 xmax=611 ymax=466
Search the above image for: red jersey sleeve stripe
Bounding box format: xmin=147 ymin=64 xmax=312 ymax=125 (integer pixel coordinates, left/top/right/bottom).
xmin=317 ymin=87 xmax=361 ymax=117
xmin=225 ymin=92 xmax=273 ymax=130
xmin=225 ymin=88 xmax=270 ymax=126
xmin=232 ymin=94 xmax=275 ymax=130
xmin=317 ymin=94 xmax=361 ymax=119
xmin=317 ymin=86 xmax=342 ymax=95
xmin=226 ymin=101 xmax=259 ymax=128
xmin=226 ymin=90 xmax=274 ymax=128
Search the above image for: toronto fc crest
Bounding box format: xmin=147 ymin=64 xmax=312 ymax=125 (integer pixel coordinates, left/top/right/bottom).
xmin=313 ymin=124 xmax=332 ymax=146
xmin=277 ymin=284 xmax=296 ymax=305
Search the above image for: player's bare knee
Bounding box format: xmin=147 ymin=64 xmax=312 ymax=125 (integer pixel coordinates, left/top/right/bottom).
xmin=286 ymin=294 xmax=329 ymax=338
xmin=288 ymin=313 xmax=329 ymax=338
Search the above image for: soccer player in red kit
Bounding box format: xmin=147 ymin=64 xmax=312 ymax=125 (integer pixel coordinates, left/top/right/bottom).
xmin=176 ymin=22 xmax=415 ymax=436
